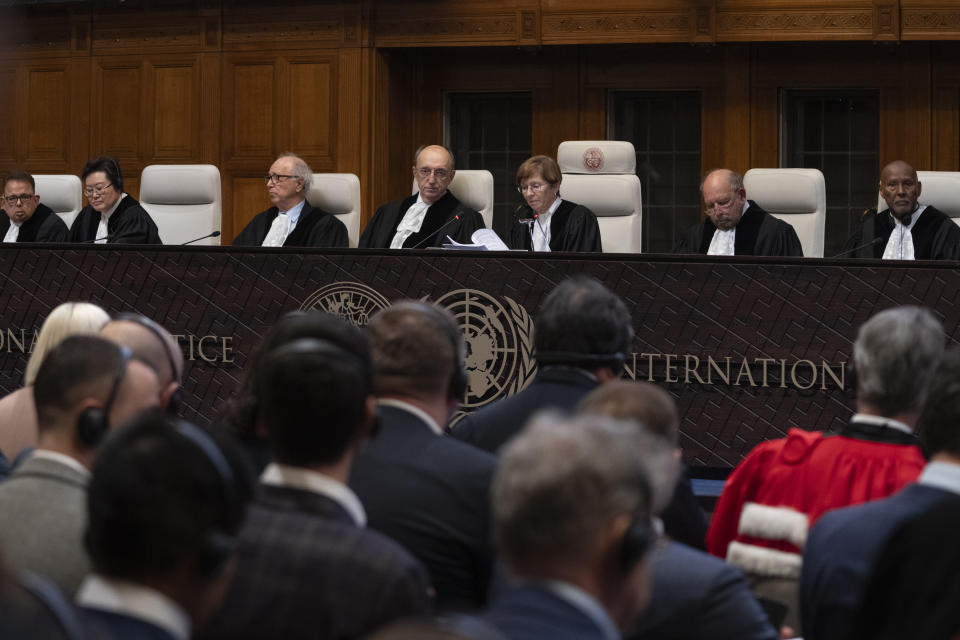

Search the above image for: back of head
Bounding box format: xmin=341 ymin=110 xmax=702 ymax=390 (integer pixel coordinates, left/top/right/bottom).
xmin=917 ymin=346 xmax=960 ymax=458
xmin=534 ymin=276 xmax=633 ymax=372
xmin=853 ymin=306 xmax=944 ymax=417
xmin=366 ymin=301 xmax=463 ymax=400
xmin=254 ymin=312 xmax=373 ymax=467
xmin=102 ymin=313 xmax=183 ymax=387
xmin=25 ymin=302 xmax=110 ymax=386
xmin=85 ymin=413 xmax=252 ymax=584
xmin=368 ymin=617 xmax=507 ymax=640
xmin=492 ymin=412 xmax=653 ymax=576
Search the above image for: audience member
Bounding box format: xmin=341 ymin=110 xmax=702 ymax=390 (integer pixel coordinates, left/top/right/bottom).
xmin=366 ymin=616 xmax=507 ymax=640
xmin=77 ymin=413 xmax=253 ymax=640
xmin=482 ymin=414 xmax=656 ymax=640
xmin=200 ymin=312 xmax=431 ymax=640
xmin=0 ymin=336 xmax=159 ymax=593
xmin=232 ymin=153 xmax=348 ymax=248
xmin=578 ymin=381 xmax=778 ymax=640
xmin=69 ymin=156 xmax=160 ymax=244
xmin=0 ymin=302 xmax=110 ymax=461
xmin=801 ymin=346 xmax=960 ymax=640
xmin=507 ymin=155 xmax=601 ymax=252
xmin=674 ymin=169 xmax=802 ymax=256
xmin=1 ymin=170 xmax=68 ymax=243
xmin=452 ymin=276 xmax=632 ymax=453
xmin=359 ymin=145 xmax=484 ymax=248
xmin=350 ymin=302 xmax=497 ymax=611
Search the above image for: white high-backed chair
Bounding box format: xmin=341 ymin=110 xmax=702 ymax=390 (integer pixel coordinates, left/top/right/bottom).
xmin=744 ymin=168 xmax=826 ymax=258
xmin=32 ymin=175 xmax=82 ymax=230
xmin=308 ymin=173 xmax=362 ymax=248
xmin=139 ymin=165 xmax=221 ymax=245
xmin=556 ymin=140 xmax=643 ymax=253
xmin=876 ymin=171 xmax=960 ymax=227
xmin=412 ymin=169 xmax=495 ymax=230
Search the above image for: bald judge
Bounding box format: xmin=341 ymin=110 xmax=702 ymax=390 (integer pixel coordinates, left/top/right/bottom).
xmin=359 ymin=145 xmax=484 ymax=249
xmin=840 ymin=160 xmax=960 ymax=260
xmin=674 ymin=169 xmax=803 ymax=257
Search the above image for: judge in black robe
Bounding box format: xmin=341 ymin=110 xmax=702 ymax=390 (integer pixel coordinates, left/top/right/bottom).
xmin=674 ymin=201 xmax=803 ymax=257
xmin=840 ymin=205 xmax=960 ymax=260
xmin=0 ymin=203 xmax=68 ymax=243
xmin=69 ymin=195 xmax=161 ymax=244
xmin=232 ymin=201 xmax=348 ymax=248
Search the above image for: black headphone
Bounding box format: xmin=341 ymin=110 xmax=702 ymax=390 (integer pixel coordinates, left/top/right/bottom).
xmin=171 ymin=420 xmax=240 ymax=577
xmin=76 ymin=346 xmax=131 ymax=447
xmin=619 ymin=471 xmax=656 ymax=571
xmin=536 ymin=349 xmax=627 ymax=374
xmin=409 ymin=302 xmax=468 ymax=402
xmin=113 ymin=312 xmax=183 ymax=416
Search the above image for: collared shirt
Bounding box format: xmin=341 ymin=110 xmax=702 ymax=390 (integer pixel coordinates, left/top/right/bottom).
xmin=76 ymin=574 xmax=190 ymax=640
xmin=95 ymin=193 xmax=127 ymax=244
xmin=260 ymin=462 xmax=367 ymax=526
xmin=531 ymin=197 xmax=562 ymax=252
xmin=882 ymin=204 xmax=927 ymax=261
xmin=377 ymin=398 xmax=444 ymax=436
xmin=3 ymin=220 xmax=21 ymax=243
xmin=30 ymin=449 xmax=91 ymax=479
xmin=539 ymin=580 xmax=620 ymax=640
xmin=919 ymin=461 xmax=960 ymax=496
xmin=850 ymin=413 xmax=913 ymax=436
xmin=707 ymin=201 xmax=750 ymax=256
xmin=390 ymin=194 xmax=432 ymax=249
xmin=281 ymin=198 xmax=306 ymax=233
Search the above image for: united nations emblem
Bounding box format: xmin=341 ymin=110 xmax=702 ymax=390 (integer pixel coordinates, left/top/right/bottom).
xmin=300 ymin=282 xmax=390 ymax=327
xmin=582 ymin=147 xmax=605 ymax=172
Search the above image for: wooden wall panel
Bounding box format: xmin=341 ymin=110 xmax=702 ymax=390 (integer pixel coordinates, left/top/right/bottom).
xmin=716 ymin=0 xmax=894 ymax=42
xmin=223 ymin=58 xmax=275 ymax=164
xmin=541 ymin=0 xmax=713 ymax=44
xmin=289 ymin=61 xmax=333 ymax=158
xmin=91 ymin=60 xmax=142 ymax=163
xmin=902 ymin=1 xmax=960 ymax=39
xmin=372 ymin=0 xmax=540 ymax=48
xmin=153 ymin=63 xmax=198 ymax=160
xmin=0 ymin=66 xmax=17 ymax=164
xmin=932 ymin=43 xmax=960 ymax=171
xmin=23 ymin=65 xmax=70 ymax=168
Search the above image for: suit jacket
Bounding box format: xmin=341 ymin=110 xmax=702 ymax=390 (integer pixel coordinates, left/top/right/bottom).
xmin=231 ymin=200 xmax=348 ymax=248
xmin=198 ymin=483 xmax=431 ymax=640
xmin=674 ymin=201 xmax=803 ymax=257
xmin=358 ymin=190 xmax=484 ymax=248
xmin=507 ymin=200 xmax=602 ymax=252
xmin=800 ymin=482 xmax=956 ymax=640
xmin=349 ymin=405 xmax=498 ymax=612
xmin=81 ymin=609 xmax=178 ymax=640
xmin=0 ymin=204 xmax=68 ymax=243
xmin=0 ymin=454 xmax=90 ymax=594
xmin=450 ymin=367 xmax=599 ymax=454
xmin=483 ymin=583 xmax=616 ymax=640
xmin=628 ymin=541 xmax=777 ymax=640
xmin=68 ymin=196 xmax=161 ymax=244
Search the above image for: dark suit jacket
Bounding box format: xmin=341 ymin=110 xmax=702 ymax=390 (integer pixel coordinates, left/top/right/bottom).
xmin=450 ymin=367 xmax=599 ymax=454
xmin=231 ymin=200 xmax=348 ymax=248
xmin=81 ymin=609 xmax=178 ymax=640
xmin=483 ymin=583 xmax=615 ymax=640
xmin=349 ymin=405 xmax=498 ymax=612
xmin=0 ymin=204 xmax=68 ymax=242
xmin=628 ymin=541 xmax=777 ymax=640
xmin=198 ymin=483 xmax=431 ymax=640
xmin=800 ymin=482 xmax=956 ymax=640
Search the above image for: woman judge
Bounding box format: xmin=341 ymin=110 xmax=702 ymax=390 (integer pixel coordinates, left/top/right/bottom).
xmin=507 ymin=155 xmax=601 ymax=252
xmin=68 ymin=156 xmax=161 ymax=244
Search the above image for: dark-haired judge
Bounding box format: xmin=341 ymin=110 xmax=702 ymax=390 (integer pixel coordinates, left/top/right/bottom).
xmin=68 ymin=156 xmax=161 ymax=244
xmin=1 ymin=170 xmax=68 ymax=243
xmin=359 ymin=145 xmax=484 ymax=249
xmin=507 ymin=155 xmax=601 ymax=252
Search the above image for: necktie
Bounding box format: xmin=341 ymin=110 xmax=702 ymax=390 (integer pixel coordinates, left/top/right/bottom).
xmin=262 ymin=213 xmax=290 ymax=247
xmin=391 ymin=202 xmax=430 ymax=249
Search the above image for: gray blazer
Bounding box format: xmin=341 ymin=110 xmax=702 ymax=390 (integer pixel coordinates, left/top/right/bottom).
xmin=0 ymin=454 xmax=90 ymax=594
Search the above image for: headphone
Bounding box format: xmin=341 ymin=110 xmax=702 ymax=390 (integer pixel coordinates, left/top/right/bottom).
xmin=619 ymin=470 xmax=656 ymax=571
xmin=113 ymin=312 xmax=183 ymax=416
xmin=536 ymin=349 xmax=627 ymax=374
xmin=76 ymin=346 xmax=131 ymax=447
xmin=409 ymin=302 xmax=468 ymax=402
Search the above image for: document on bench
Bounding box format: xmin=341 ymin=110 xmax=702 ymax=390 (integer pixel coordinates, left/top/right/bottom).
xmin=442 ymin=228 xmax=509 ymax=251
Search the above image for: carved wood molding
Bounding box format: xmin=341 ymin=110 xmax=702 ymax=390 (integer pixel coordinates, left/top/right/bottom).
xmin=902 ymin=9 xmax=960 ymax=38
xmin=92 ymin=24 xmax=205 ymax=53
xmin=541 ymin=11 xmax=696 ymax=43
xmin=717 ymin=9 xmax=874 ymax=40
xmin=373 ymin=14 xmax=520 ymax=47
xmin=222 ymin=19 xmax=343 ymax=49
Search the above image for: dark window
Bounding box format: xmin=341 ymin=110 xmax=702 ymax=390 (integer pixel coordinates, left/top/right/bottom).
xmin=782 ymin=90 xmax=879 ymax=257
xmin=446 ymin=92 xmax=532 ymax=238
xmin=610 ymin=91 xmax=702 ymax=253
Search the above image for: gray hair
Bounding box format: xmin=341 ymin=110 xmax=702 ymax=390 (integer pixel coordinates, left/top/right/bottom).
xmin=700 ymin=168 xmax=743 ymax=193
xmin=492 ymin=412 xmax=654 ymax=571
xmin=853 ymin=306 xmax=945 ymax=416
xmin=278 ymin=152 xmax=313 ymax=193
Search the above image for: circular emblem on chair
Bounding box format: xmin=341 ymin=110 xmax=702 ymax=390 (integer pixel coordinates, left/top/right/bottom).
xmin=434 ymin=289 xmax=536 ymax=411
xmin=582 ymin=147 xmax=605 ymax=172
xmin=300 ymin=281 xmax=390 ymax=328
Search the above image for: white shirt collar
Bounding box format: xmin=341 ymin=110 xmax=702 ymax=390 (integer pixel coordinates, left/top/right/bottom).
xmin=377 ymin=398 xmax=444 ymax=436
xmin=100 ymin=193 xmax=127 ymax=221
xmin=919 ymin=462 xmax=960 ymax=496
xmin=280 ymin=198 xmax=306 ymax=227
xmin=531 ymin=197 xmax=562 ymax=252
xmin=30 ymin=449 xmax=91 ymax=479
xmin=851 ymin=413 xmax=913 ymax=435
xmin=538 ymin=580 xmax=620 ymax=640
xmin=260 ymin=463 xmax=366 ymax=526
xmin=76 ymin=574 xmax=190 ymax=640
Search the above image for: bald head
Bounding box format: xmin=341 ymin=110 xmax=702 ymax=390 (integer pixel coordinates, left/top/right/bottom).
xmin=101 ymin=316 xmax=183 ymax=411
xmin=879 ymin=160 xmax=922 ymax=220
xmin=701 ymin=169 xmax=747 ymax=231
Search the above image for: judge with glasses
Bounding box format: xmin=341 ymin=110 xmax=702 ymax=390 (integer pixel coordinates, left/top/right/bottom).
xmin=69 ymin=156 xmax=161 ymax=244
xmin=232 ymin=153 xmax=347 ymax=248
xmin=0 ymin=170 xmax=69 ymax=243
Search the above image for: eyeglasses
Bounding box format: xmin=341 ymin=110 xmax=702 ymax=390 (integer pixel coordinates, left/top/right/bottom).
xmin=417 ymin=168 xmax=451 ymax=180
xmin=265 ymin=173 xmax=298 ymax=184
xmin=705 ymin=198 xmax=737 ymax=212
xmin=518 ymin=182 xmax=548 ymax=194
xmin=83 ymin=183 xmax=113 ymax=197
xmin=3 ymin=194 xmax=37 ymax=206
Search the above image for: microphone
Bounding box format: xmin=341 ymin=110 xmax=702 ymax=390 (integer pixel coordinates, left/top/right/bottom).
xmin=82 ymin=231 xmax=136 ymax=244
xmin=410 ymin=215 xmax=461 ymax=249
xmin=833 ymin=237 xmax=883 ymax=258
xmin=182 ymin=230 xmax=221 ymax=245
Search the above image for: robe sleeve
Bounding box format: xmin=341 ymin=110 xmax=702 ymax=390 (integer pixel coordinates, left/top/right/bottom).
xmin=36 ymin=213 xmax=69 ymax=242
xmin=358 ymin=203 xmax=396 ymax=249
xmin=929 ymin=216 xmax=960 ymax=260
xmin=447 ymin=207 xmax=485 ymax=244
xmin=674 ymin=222 xmax=704 ymax=254
xmin=69 ymin=207 xmax=96 ymax=242
xmin=506 ymin=219 xmax=532 ymax=250
xmin=759 ymin=218 xmax=803 ymax=257
xmin=557 ymin=205 xmax=602 ymax=252
xmin=705 ymin=443 xmax=777 ymax=558
xmin=306 ymin=215 xmax=349 ymax=248
xmin=232 ymin=210 xmax=273 ymax=246
xmin=110 ymin=203 xmax=161 ymax=245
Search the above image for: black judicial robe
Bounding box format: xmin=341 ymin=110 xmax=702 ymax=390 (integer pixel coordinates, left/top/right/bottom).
xmin=674 ymin=201 xmax=803 ymax=257
xmin=840 ymin=205 xmax=960 ymax=260
xmin=0 ymin=204 xmax=68 ymax=243
xmin=358 ymin=190 xmax=484 ymax=249
xmin=232 ymin=200 xmax=348 ymax=248
xmin=507 ymin=200 xmax=602 ymax=252
xmin=68 ymin=196 xmax=161 ymax=244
